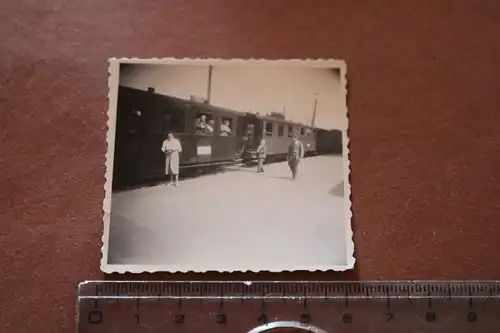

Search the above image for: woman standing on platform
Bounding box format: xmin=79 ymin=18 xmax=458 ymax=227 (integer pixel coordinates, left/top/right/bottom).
xmin=161 ymin=133 xmax=182 ymax=187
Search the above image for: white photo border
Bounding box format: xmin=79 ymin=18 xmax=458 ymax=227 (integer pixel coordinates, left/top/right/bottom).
xmin=101 ymin=58 xmax=354 ymax=273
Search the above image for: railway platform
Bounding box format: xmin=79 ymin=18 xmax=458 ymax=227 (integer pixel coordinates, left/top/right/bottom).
xmin=107 ymin=155 xmax=349 ymax=270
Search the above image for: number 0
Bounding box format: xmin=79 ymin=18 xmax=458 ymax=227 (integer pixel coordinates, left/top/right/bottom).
xmin=88 ymin=310 xmax=103 ymax=324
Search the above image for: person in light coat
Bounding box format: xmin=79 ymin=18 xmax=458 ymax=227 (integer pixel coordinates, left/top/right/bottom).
xmin=161 ymin=133 xmax=182 ymax=187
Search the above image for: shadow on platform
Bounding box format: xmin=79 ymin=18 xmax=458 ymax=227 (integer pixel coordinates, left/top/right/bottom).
xmin=223 ymin=165 xmax=293 ymax=181
xmin=224 ymin=167 xmax=259 ymax=173
xmin=329 ymin=181 xmax=344 ymax=197
xmin=107 ymin=213 xmax=162 ymax=265
xmin=268 ymin=175 xmax=293 ymax=181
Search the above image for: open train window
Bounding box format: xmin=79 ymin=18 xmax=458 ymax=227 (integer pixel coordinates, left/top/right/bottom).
xmin=245 ymin=123 xmax=254 ymax=138
xmin=125 ymin=109 xmax=144 ymax=133
xmin=265 ymin=122 xmax=273 ymax=137
xmin=287 ymin=125 xmax=294 ymax=137
xmin=220 ymin=116 xmax=234 ymax=136
xmin=195 ymin=112 xmax=214 ymax=136
xmin=162 ymin=108 xmax=186 ymax=134
xmin=300 ymin=127 xmax=305 ymax=135
xmin=278 ymin=124 xmax=284 ymax=137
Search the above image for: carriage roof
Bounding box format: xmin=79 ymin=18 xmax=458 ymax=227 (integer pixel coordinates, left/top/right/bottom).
xmin=121 ymin=86 xmax=331 ymax=131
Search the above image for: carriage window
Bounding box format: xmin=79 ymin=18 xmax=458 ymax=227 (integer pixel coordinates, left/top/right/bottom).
xmin=244 ymin=123 xmax=254 ymax=140
xmin=265 ymin=122 xmax=273 ymax=137
xmin=288 ymin=125 xmax=294 ymax=137
xmin=195 ymin=112 xmax=214 ymax=136
xmin=278 ymin=124 xmax=284 ymax=137
xmin=300 ymin=127 xmax=305 ymax=135
xmin=305 ymin=128 xmax=312 ymax=136
xmin=220 ymin=117 xmax=233 ymax=136
xmin=127 ymin=109 xmax=143 ymax=133
xmin=162 ymin=108 xmax=186 ymax=133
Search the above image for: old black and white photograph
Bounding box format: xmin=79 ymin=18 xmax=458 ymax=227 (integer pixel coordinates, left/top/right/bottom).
xmin=101 ymin=58 xmax=352 ymax=273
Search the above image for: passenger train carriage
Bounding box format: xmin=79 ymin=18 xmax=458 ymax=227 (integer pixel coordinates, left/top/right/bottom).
xmin=240 ymin=115 xmax=316 ymax=162
xmin=113 ymin=86 xmax=342 ymax=189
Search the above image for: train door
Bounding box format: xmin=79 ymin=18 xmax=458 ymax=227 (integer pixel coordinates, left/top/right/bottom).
xmin=155 ymin=97 xmax=195 ymax=168
xmin=237 ymin=116 xmax=262 ymax=151
xmin=211 ymin=113 xmax=238 ymax=162
xmin=113 ymin=87 xmax=149 ymax=189
xmin=115 ymin=87 xmax=174 ymax=188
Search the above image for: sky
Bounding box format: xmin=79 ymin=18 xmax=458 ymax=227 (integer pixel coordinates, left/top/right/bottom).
xmin=119 ymin=64 xmax=347 ymax=130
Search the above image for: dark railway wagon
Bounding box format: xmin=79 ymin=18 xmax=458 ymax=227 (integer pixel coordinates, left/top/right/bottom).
xmin=316 ymin=128 xmax=343 ymax=155
xmin=113 ymin=86 xmax=257 ymax=189
xmin=240 ymin=117 xmax=344 ymax=163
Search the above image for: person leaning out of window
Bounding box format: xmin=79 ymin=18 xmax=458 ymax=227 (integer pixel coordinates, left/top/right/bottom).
xmin=220 ymin=120 xmax=232 ymax=136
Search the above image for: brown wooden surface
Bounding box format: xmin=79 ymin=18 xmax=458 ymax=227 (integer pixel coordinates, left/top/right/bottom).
xmin=1 ymin=1 xmax=500 ymax=332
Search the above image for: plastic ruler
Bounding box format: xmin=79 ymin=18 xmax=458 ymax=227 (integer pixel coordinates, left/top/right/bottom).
xmin=77 ymin=280 xmax=500 ymax=332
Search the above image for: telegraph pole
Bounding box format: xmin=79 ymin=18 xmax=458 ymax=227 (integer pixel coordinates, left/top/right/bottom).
xmin=311 ymin=94 xmax=318 ymax=127
xmin=206 ymin=65 xmax=213 ymax=104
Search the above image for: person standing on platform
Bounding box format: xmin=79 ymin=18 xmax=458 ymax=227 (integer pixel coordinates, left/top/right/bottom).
xmin=287 ymin=134 xmax=304 ymax=180
xmin=161 ymin=133 xmax=182 ymax=187
xmin=256 ymin=139 xmax=267 ymax=173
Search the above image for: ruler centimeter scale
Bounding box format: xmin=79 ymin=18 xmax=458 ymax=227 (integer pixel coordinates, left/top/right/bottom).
xmin=77 ymin=281 xmax=500 ymax=332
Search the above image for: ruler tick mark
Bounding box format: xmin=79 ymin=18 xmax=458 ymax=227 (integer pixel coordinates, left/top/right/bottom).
xmin=344 ymin=288 xmax=349 ymax=308
xmin=94 ymin=285 xmax=99 ymax=308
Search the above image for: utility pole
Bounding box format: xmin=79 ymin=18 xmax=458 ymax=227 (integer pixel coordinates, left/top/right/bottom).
xmin=206 ymin=65 xmax=213 ymax=104
xmin=311 ymin=94 xmax=318 ymax=127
